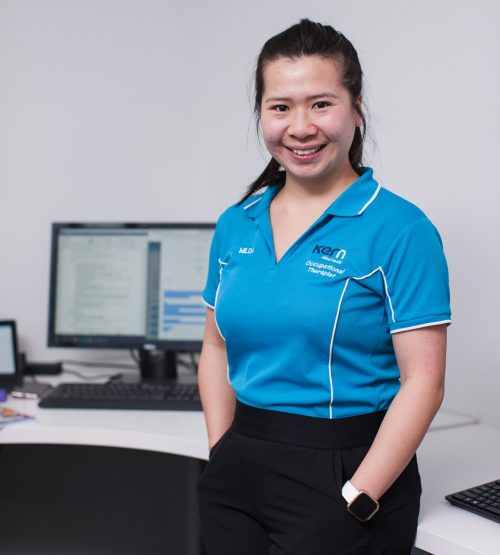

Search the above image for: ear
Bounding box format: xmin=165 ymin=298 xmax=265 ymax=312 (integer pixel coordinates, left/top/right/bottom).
xmin=355 ymin=96 xmax=363 ymax=127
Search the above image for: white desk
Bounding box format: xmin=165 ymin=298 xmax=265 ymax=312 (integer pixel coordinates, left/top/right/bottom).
xmin=1 ymin=396 xmax=498 ymax=554
xmin=0 ymin=395 xmax=476 ymax=458
xmin=416 ymin=423 xmax=500 ymax=555
xmin=1 ymin=395 xmax=209 ymax=459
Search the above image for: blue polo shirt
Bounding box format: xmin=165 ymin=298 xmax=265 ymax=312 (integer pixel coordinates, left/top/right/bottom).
xmin=203 ymin=168 xmax=451 ymax=419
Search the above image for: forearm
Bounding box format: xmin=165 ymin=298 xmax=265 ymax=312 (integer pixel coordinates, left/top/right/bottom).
xmin=351 ymin=377 xmax=444 ymax=500
xmin=198 ymin=334 xmax=235 ymax=449
xmin=350 ymin=325 xmax=447 ymax=499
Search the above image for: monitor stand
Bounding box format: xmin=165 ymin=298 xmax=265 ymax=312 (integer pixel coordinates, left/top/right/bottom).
xmin=139 ymin=349 xmax=177 ymax=381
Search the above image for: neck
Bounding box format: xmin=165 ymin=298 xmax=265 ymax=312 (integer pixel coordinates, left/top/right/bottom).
xmin=279 ymin=167 xmax=360 ymax=208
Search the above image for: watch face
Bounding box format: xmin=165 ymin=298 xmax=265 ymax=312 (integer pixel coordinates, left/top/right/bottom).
xmin=348 ymin=492 xmax=379 ymax=522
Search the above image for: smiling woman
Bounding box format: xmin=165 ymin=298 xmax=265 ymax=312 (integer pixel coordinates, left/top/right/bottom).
xmin=260 ymin=56 xmax=360 ymax=195
xmin=245 ymin=19 xmax=366 ymax=203
xmin=197 ymin=19 xmax=451 ymax=555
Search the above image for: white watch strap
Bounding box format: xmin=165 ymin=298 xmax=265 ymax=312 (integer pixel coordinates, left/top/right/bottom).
xmin=342 ymin=480 xmax=360 ymax=503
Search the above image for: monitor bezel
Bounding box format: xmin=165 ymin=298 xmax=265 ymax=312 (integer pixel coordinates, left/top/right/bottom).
xmin=0 ymin=320 xmax=22 ymax=389
xmin=47 ymin=222 xmax=215 ymax=352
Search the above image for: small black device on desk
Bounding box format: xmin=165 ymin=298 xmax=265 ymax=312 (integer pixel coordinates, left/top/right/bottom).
xmin=0 ymin=320 xmax=23 ymax=392
xmin=39 ymin=380 xmax=201 ymax=411
xmin=446 ymin=479 xmax=500 ymax=523
xmin=11 ymin=381 xmax=53 ymax=400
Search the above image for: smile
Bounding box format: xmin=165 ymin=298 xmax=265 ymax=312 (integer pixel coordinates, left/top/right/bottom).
xmin=287 ymin=145 xmax=326 ymax=158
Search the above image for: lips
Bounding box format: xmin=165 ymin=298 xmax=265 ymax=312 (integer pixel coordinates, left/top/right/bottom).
xmin=286 ymin=144 xmax=326 ymax=159
xmin=293 ymin=147 xmax=321 ymax=155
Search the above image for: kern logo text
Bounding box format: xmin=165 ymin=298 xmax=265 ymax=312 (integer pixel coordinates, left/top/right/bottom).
xmin=312 ymin=244 xmax=346 ymax=260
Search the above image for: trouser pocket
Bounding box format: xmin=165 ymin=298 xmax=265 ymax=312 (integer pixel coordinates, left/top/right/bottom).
xmin=331 ymin=445 xmax=371 ymax=500
xmin=208 ymin=426 xmax=234 ymax=461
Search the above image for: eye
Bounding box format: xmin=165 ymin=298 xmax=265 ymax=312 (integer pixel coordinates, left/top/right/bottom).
xmin=313 ymin=101 xmax=330 ymax=109
xmin=272 ymin=104 xmax=289 ymax=112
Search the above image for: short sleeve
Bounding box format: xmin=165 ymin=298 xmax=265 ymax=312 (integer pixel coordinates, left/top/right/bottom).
xmin=382 ymin=218 xmax=451 ymax=333
xmin=202 ymin=220 xmax=222 ymax=309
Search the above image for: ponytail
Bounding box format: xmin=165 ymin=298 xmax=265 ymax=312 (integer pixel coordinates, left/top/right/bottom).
xmin=240 ymin=158 xmax=284 ymax=203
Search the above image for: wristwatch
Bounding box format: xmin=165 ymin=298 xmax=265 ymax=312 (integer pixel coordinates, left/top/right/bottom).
xmin=342 ymin=480 xmax=379 ymax=522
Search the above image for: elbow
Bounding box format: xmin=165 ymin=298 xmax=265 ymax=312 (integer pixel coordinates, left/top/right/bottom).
xmin=438 ymin=380 xmax=445 ymax=404
xmin=434 ymin=383 xmax=445 ymax=412
xmin=402 ymin=374 xmax=445 ymax=414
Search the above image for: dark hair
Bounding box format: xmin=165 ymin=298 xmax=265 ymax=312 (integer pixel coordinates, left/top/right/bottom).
xmin=241 ymin=19 xmax=366 ymax=202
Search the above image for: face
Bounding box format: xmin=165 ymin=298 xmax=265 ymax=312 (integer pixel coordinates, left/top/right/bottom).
xmin=260 ymin=56 xmax=361 ymax=189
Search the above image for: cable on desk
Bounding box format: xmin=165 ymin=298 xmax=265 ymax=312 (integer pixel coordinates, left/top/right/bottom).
xmin=129 ymin=349 xmax=140 ymax=365
xmin=62 ymin=369 xmax=124 ymax=383
xmin=188 ymin=352 xmax=198 ymax=372
xmin=59 ymin=358 xmax=138 ymax=382
xmin=23 ymin=375 xmax=41 ymax=384
xmin=61 ymin=359 xmax=137 ymax=370
xmin=21 ymin=367 xmax=122 ymax=385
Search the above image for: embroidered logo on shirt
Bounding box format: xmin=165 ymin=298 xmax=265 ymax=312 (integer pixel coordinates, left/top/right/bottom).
xmin=238 ymin=247 xmax=254 ymax=254
xmin=306 ymin=244 xmax=348 ymax=278
xmin=312 ymin=244 xmax=347 ymax=259
xmin=306 ymin=260 xmax=346 ymax=278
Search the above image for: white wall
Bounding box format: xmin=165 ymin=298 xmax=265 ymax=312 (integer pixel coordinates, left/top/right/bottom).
xmin=1 ymin=0 xmax=499 ymax=426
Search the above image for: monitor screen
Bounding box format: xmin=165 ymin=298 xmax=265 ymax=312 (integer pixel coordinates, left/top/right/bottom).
xmin=48 ymin=223 xmax=215 ymax=357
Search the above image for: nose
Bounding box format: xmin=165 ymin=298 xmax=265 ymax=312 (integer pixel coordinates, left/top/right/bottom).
xmin=288 ymin=108 xmax=317 ymax=139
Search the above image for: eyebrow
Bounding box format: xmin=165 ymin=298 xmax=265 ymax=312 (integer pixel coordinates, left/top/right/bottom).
xmin=263 ymin=92 xmax=340 ymax=104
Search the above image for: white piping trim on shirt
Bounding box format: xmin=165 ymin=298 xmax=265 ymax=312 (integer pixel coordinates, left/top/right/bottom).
xmin=243 ymin=197 xmax=262 ymax=210
xmin=215 ymin=259 xmax=232 ymax=384
xmin=212 ymin=259 xmax=227 ymax=342
xmin=378 ymin=267 xmax=396 ymax=323
xmin=203 ymin=299 xmax=215 ymax=310
xmin=213 ymin=284 xmax=225 ymax=341
xmin=357 ymin=183 xmax=381 ymax=215
xmin=327 ymin=266 xmax=395 ymax=418
xmin=328 ymin=279 xmax=351 ymax=419
xmin=352 ymin=267 xmax=395 ymax=323
xmin=351 ymin=266 xmax=381 ymax=281
xmin=390 ymin=320 xmax=451 ymax=334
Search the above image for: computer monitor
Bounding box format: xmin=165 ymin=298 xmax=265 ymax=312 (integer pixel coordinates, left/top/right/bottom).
xmin=47 ymin=222 xmax=215 ymax=380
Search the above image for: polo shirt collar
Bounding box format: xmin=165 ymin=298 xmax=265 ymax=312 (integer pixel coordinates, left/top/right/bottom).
xmin=242 ymin=184 xmax=281 ymax=219
xmin=242 ymin=167 xmax=380 ymax=219
xmin=324 ymin=168 xmax=380 ymax=217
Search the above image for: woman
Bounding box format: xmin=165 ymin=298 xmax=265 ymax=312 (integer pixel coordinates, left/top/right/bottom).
xmin=197 ymin=19 xmax=450 ymax=555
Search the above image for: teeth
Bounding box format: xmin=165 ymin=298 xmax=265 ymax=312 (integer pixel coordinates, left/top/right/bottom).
xmin=293 ymin=147 xmax=321 ymax=155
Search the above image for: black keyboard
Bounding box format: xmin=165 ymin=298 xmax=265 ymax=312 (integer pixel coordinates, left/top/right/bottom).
xmin=446 ymin=479 xmax=500 ymax=523
xmin=38 ymin=381 xmax=202 ymax=411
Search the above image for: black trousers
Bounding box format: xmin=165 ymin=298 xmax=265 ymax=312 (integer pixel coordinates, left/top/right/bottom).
xmin=198 ymin=402 xmax=421 ymax=555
